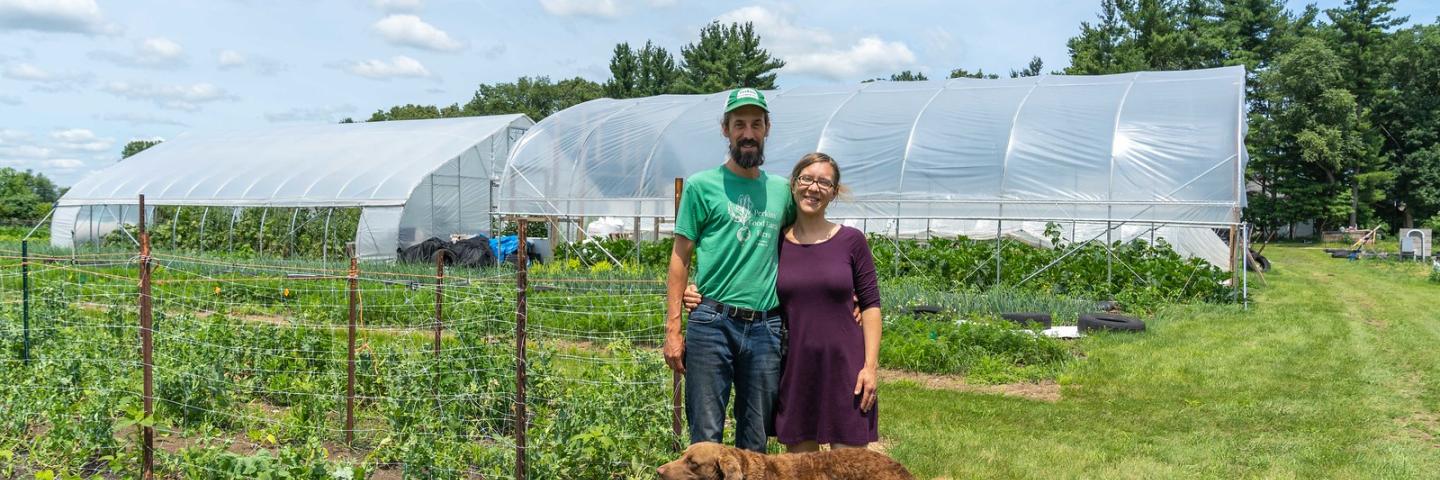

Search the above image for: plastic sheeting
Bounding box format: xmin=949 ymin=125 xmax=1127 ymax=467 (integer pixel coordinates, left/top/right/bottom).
xmin=52 ymin=115 xmax=533 ymax=260
xmin=500 ymin=67 xmax=1246 ymax=267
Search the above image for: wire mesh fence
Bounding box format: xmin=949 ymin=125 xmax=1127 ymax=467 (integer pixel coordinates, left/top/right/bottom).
xmin=0 ymin=235 xmax=679 ymax=479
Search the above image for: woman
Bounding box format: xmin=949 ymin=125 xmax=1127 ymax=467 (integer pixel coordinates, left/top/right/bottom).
xmin=684 ymin=152 xmax=883 ymax=452
xmin=772 ymin=152 xmax=881 ymax=452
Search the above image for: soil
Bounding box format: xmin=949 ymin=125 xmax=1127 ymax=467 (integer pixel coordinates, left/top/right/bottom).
xmin=879 ymin=369 xmax=1062 ymax=402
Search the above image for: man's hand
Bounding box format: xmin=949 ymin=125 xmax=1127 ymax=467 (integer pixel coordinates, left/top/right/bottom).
xmin=854 ymin=366 xmax=878 ymax=412
xmin=665 ymin=235 xmax=696 ymax=375
xmin=664 ymin=331 xmax=686 ymax=374
xmin=683 ymin=284 xmax=702 ymax=310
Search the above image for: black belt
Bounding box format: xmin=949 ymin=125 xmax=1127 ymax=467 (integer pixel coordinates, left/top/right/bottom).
xmin=699 ymin=298 xmax=781 ymax=322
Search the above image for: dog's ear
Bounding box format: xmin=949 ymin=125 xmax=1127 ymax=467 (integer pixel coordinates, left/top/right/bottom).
xmin=718 ymin=451 xmax=744 ymax=480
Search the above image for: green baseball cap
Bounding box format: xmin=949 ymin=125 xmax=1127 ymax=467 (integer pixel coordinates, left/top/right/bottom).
xmin=724 ymin=87 xmax=768 ymax=113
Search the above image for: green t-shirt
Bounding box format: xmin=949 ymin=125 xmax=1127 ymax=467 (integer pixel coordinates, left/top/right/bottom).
xmin=674 ymin=165 xmax=795 ymax=311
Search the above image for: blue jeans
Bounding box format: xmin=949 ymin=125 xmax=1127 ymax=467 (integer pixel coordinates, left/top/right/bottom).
xmin=684 ymin=302 xmax=784 ymax=452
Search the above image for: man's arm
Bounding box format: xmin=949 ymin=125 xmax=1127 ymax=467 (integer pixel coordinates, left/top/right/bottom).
xmin=664 ymin=235 xmax=696 ymax=373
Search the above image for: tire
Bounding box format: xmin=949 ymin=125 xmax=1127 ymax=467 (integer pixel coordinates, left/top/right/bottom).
xmin=1078 ymin=313 xmax=1145 ymax=333
xmin=909 ymin=305 xmax=944 ymax=316
xmin=999 ymin=312 xmax=1052 ymax=329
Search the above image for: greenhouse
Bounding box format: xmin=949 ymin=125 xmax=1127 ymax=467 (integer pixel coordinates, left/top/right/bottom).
xmin=500 ymin=66 xmax=1248 ymax=271
xmin=50 ymin=114 xmax=533 ymax=260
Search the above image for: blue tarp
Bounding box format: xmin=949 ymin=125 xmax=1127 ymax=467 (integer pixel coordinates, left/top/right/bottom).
xmin=491 ymin=235 xmax=519 ymax=261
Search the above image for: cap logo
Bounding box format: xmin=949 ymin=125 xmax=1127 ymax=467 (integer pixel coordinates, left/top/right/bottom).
xmin=736 ymin=88 xmax=759 ymax=100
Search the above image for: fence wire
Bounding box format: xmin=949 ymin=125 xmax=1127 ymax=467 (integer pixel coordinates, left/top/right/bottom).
xmin=0 ymin=242 xmax=679 ymax=479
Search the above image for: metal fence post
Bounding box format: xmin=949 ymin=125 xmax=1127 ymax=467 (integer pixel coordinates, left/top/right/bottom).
xmin=434 ymin=249 xmax=446 ymax=359
xmin=514 ymin=218 xmax=529 ymax=480
xmin=138 ymin=195 xmax=154 ymax=479
xmin=345 ymin=242 xmax=358 ymax=445
xmin=21 ymin=240 xmax=30 ymax=365
xmin=671 ymin=177 xmax=684 ymax=450
xmin=434 ymin=249 xmax=446 ymax=409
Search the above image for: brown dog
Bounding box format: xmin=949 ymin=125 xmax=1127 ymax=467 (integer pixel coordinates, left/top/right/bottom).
xmin=657 ymin=442 xmax=914 ymax=480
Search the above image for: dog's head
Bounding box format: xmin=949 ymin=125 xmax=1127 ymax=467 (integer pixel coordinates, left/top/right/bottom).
xmin=657 ymin=442 xmax=744 ymax=480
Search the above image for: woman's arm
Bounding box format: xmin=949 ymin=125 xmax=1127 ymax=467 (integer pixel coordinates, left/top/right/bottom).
xmin=855 ymin=306 xmax=881 ymax=412
xmin=851 ymin=228 xmax=883 ymax=412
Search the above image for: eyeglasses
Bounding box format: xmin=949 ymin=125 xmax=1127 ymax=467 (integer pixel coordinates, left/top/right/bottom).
xmin=794 ymin=175 xmax=836 ymax=190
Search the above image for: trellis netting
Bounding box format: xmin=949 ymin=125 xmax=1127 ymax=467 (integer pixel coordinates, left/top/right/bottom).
xmin=500 ymin=66 xmax=1247 ymax=270
xmin=52 ymin=115 xmax=533 ymax=260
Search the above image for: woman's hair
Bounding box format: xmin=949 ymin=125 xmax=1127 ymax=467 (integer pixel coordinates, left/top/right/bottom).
xmin=790 ymin=152 xmax=842 ymax=193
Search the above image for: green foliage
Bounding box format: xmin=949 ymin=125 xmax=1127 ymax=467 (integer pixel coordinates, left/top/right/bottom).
xmin=677 ymin=21 xmax=785 ymax=93
xmin=882 ymin=316 xmax=1073 ymax=383
xmin=0 ymin=167 xmax=59 ymax=224
xmin=121 ymin=140 xmax=161 ymax=159
xmin=865 ymin=70 xmax=930 ymax=83
xmin=604 ymin=41 xmax=683 ymax=98
xmin=1009 ymin=56 xmax=1046 ymax=78
xmin=463 ymin=76 xmax=604 ymax=121
xmin=869 ymin=236 xmax=1231 ymax=305
xmin=103 ymin=206 xmax=360 ymax=259
xmin=948 ymin=68 xmax=1000 ymax=79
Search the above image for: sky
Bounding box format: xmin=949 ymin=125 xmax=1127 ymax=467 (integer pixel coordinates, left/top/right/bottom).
xmin=1 ymin=0 xmax=1438 ymax=187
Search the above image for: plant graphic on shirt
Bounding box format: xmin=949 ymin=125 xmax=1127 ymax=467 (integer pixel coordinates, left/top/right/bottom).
xmin=729 ymin=194 xmax=753 ymax=242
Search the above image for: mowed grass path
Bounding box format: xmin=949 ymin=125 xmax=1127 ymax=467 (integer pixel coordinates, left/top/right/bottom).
xmin=881 ymin=245 xmax=1440 ymax=479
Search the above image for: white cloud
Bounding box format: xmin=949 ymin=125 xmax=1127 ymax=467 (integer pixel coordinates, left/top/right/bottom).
xmin=2 ymin=62 xmax=93 ymax=92
xmin=51 ymin=128 xmax=97 ymax=143
xmin=715 ymin=6 xmax=917 ymax=81
xmin=264 ymin=104 xmax=357 ymax=123
xmin=784 ymin=36 xmax=916 ymax=80
xmin=42 ymin=158 xmax=85 ymax=170
xmin=3 ymin=62 xmax=49 ymax=80
xmin=0 ymin=94 xmax=19 ymax=105
xmin=215 ymin=49 xmax=285 ymax=75
xmin=218 ymin=49 xmax=246 ymax=68
xmin=89 ymin=36 xmax=188 ymax=69
xmin=101 ymin=81 xmax=234 ymax=111
xmin=0 ymin=0 xmax=119 ymax=35
xmin=344 ymin=56 xmax=431 ymax=80
xmin=539 ymin=0 xmax=619 ymax=18
xmin=94 ymin=112 xmax=189 ymax=127
xmin=373 ymin=15 xmax=463 ymax=52
xmin=371 ymin=0 xmax=422 ymax=12
xmin=0 ymin=144 xmax=52 ymax=158
xmin=51 ymin=128 xmax=112 ymax=152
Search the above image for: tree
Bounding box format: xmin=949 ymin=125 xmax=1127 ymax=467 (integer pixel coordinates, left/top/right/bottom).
xmin=366 ymin=103 xmax=463 ymax=122
xmin=603 ymin=42 xmax=640 ymax=98
xmin=948 ymin=68 xmax=999 ymax=79
xmin=863 ymin=70 xmax=930 ymax=83
xmin=1325 ymin=0 xmax=1406 ymax=226
xmin=463 ymin=76 xmax=603 ymax=121
xmin=677 ymin=21 xmax=785 ymax=93
xmin=1010 ymin=57 xmax=1045 ymax=77
xmin=605 ymin=41 xmax=682 ymax=98
xmin=1374 ymin=23 xmax=1440 ymax=227
xmin=0 ymin=168 xmax=59 ymax=223
xmin=1259 ymin=36 xmax=1382 ymax=232
xmin=121 ymin=139 xmax=162 ymax=159
xmin=1066 ymin=0 xmax=1141 ymax=74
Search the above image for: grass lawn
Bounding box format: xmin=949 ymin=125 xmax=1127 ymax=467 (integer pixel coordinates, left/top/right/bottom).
xmin=882 ymin=245 xmax=1440 ymax=479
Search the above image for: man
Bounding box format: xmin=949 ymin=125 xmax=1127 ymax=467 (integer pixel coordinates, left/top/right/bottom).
xmin=664 ymin=87 xmax=794 ymax=452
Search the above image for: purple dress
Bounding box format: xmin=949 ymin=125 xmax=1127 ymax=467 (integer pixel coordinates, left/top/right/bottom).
xmin=773 ymin=225 xmax=881 ymax=446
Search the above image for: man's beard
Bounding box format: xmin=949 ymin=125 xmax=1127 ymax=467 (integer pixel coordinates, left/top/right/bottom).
xmin=729 ymin=139 xmax=765 ymax=169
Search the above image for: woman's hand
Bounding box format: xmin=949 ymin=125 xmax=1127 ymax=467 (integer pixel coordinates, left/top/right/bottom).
xmin=854 ymin=366 xmax=878 ymax=413
xmin=683 ymin=284 xmax=702 ymax=310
